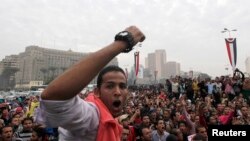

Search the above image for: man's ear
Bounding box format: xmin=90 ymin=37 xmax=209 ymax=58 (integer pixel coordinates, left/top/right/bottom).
xmin=94 ymin=87 xmax=100 ymax=97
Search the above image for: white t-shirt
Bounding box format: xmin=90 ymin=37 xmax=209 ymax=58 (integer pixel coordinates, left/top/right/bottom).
xmin=35 ymin=96 xmax=100 ymax=141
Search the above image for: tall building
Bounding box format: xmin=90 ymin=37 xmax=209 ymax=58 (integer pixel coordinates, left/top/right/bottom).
xmin=246 ymin=57 xmax=250 ymax=75
xmin=147 ymin=53 xmax=156 ymax=76
xmin=164 ymin=61 xmax=181 ymax=78
xmin=145 ymin=50 xmax=166 ymax=79
xmin=12 ymin=45 xmax=118 ymax=89
xmin=155 ymin=49 xmax=166 ymax=78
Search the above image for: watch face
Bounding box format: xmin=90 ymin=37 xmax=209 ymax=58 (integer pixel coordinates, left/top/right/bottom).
xmin=120 ymin=31 xmax=128 ymax=36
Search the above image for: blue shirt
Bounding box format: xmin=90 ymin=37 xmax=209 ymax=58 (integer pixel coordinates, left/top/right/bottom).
xmin=152 ymin=130 xmax=169 ymax=141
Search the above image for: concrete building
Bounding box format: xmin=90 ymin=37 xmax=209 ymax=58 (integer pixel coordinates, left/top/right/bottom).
xmin=9 ymin=45 xmax=118 ymax=89
xmin=155 ymin=49 xmax=166 ymax=78
xmin=164 ymin=61 xmax=181 ymax=78
xmin=145 ymin=50 xmax=167 ymax=80
xmin=147 ymin=53 xmax=156 ymax=76
xmin=0 ymin=55 xmax=19 ymax=74
xmin=0 ymin=55 xmax=19 ymax=90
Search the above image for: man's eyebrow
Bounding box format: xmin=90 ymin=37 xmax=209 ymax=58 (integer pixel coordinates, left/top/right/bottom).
xmin=104 ymin=81 xmax=126 ymax=84
xmin=104 ymin=81 xmax=115 ymax=84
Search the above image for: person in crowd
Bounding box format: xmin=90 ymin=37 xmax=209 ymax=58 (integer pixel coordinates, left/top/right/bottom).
xmin=192 ymin=79 xmax=199 ymax=100
xmin=30 ymin=125 xmax=46 ymax=141
xmin=0 ymin=125 xmax=16 ymax=141
xmin=140 ymin=127 xmax=152 ymax=141
xmin=119 ymin=114 xmax=136 ymax=141
xmin=218 ymin=106 xmax=234 ymax=125
xmin=1 ymin=107 xmax=10 ymax=126
xmin=8 ymin=117 xmax=21 ymax=133
xmin=35 ymin=26 xmax=145 ymax=141
xmin=195 ymin=125 xmax=207 ymax=141
xmin=134 ymin=115 xmax=152 ymax=141
xmin=152 ymin=119 xmax=169 ymax=141
xmin=171 ymin=128 xmax=184 ymax=141
xmin=232 ymin=68 xmax=245 ymax=97
xmin=238 ymin=106 xmax=250 ymax=125
xmin=191 ymin=133 xmax=206 ymax=141
xmin=121 ymin=126 xmax=130 ymax=141
xmin=14 ymin=117 xmax=33 ymax=141
xmin=26 ymin=96 xmax=39 ymax=118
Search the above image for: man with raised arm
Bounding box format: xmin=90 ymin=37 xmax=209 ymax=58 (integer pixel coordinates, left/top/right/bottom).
xmin=35 ymin=26 xmax=145 ymax=141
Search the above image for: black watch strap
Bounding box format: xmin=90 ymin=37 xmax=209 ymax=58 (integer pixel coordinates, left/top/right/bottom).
xmin=114 ymin=31 xmax=135 ymax=53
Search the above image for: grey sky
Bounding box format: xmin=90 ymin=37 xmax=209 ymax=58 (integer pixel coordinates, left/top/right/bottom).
xmin=1 ymin=0 xmax=250 ymax=77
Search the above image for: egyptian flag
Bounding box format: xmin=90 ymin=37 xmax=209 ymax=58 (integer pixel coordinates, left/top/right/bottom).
xmin=225 ymin=38 xmax=237 ymax=71
xmin=134 ymin=51 xmax=139 ymax=77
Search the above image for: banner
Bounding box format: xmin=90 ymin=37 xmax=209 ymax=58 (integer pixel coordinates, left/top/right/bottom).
xmin=225 ymin=38 xmax=237 ymax=71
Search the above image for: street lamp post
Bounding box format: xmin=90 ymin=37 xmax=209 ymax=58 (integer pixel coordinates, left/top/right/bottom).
xmin=221 ymin=28 xmax=237 ymax=38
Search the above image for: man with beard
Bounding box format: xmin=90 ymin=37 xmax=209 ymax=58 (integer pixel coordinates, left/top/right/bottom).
xmin=35 ymin=26 xmax=145 ymax=141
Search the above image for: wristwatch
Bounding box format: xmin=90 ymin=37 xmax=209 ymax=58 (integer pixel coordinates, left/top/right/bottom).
xmin=114 ymin=31 xmax=135 ymax=53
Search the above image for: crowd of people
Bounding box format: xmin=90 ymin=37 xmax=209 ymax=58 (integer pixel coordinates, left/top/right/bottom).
xmin=1 ymin=70 xmax=249 ymax=141
xmin=0 ymin=26 xmax=250 ymax=141
xmin=115 ymin=69 xmax=250 ymax=141
xmin=0 ymin=95 xmax=58 ymax=141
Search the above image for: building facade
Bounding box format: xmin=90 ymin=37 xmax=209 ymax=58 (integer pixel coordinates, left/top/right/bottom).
xmin=164 ymin=61 xmax=181 ymax=78
xmin=1 ymin=45 xmax=118 ymax=89
xmin=0 ymin=55 xmax=19 ymax=90
xmin=145 ymin=50 xmax=167 ymax=80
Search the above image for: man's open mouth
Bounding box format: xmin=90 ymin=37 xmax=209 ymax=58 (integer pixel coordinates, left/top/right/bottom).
xmin=113 ymin=100 xmax=121 ymax=107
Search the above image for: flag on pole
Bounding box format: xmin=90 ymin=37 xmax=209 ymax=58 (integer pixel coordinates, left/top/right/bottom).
xmin=134 ymin=51 xmax=140 ymax=77
xmin=225 ymin=38 xmax=237 ymax=71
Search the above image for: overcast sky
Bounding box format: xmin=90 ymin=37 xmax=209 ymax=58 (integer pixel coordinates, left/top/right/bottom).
xmin=1 ymin=0 xmax=250 ymax=77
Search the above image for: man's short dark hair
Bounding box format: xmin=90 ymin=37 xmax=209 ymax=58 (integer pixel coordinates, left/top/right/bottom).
xmin=21 ymin=117 xmax=33 ymax=125
xmin=97 ymin=65 xmax=126 ymax=88
xmin=0 ymin=125 xmax=13 ymax=134
xmin=192 ymin=133 xmax=206 ymax=141
xmin=33 ymin=125 xmax=46 ymax=138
